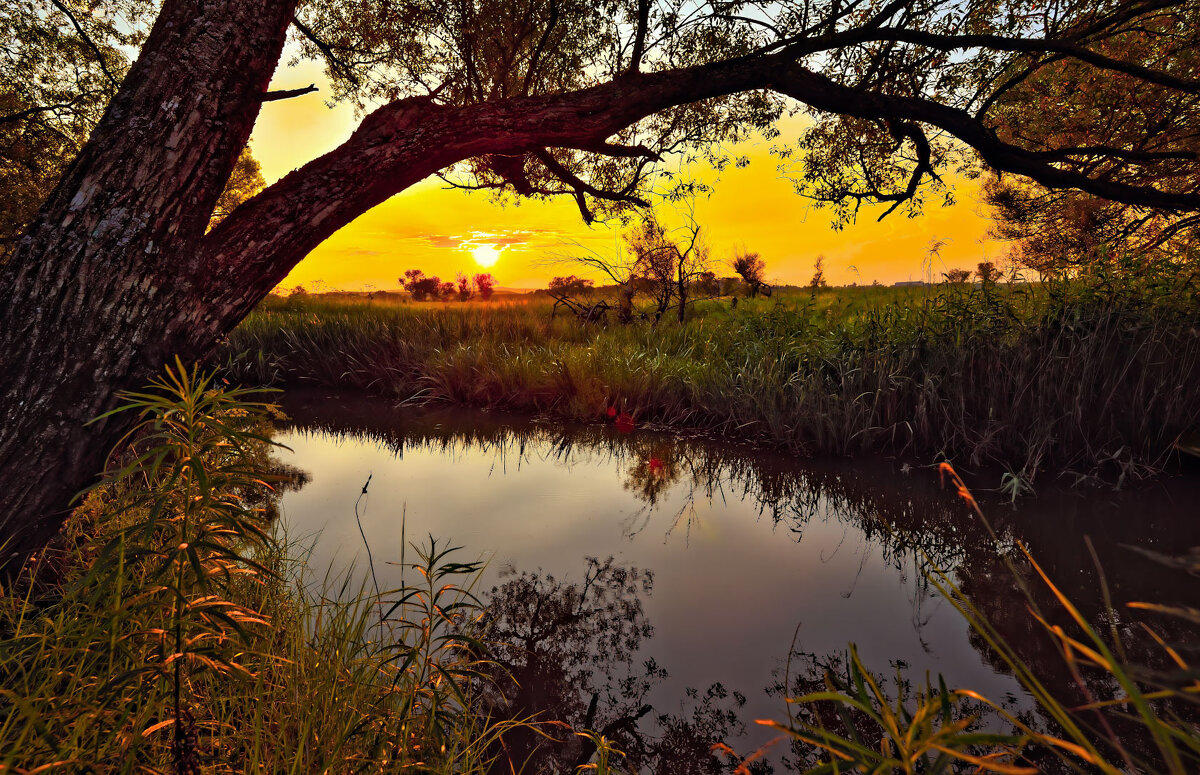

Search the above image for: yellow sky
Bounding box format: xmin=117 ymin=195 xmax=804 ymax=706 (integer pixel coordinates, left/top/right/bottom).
xmin=251 ymin=59 xmax=1003 ymax=291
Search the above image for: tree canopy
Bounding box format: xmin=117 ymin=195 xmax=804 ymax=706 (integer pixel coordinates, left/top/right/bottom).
xmin=1 ymin=0 xmax=1199 ymax=566
xmin=276 ymin=0 xmax=1200 ymax=227
xmin=0 ymin=0 xmax=135 ymax=251
xmin=979 ymin=10 xmax=1200 ymax=269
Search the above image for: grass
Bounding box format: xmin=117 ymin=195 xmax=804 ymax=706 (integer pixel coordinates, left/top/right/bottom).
xmin=0 ymin=363 xmax=514 ymax=773
xmin=4 ymin=363 xmax=1200 ymax=773
xmin=219 ymin=260 xmax=1200 ymax=490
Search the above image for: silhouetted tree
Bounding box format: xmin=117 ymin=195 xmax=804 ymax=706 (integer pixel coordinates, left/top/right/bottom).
xmin=455 ymin=271 xmax=473 ymax=301
xmin=732 ymin=252 xmax=767 ymax=298
xmin=809 ymin=255 xmax=828 ymax=292
xmin=548 ymin=275 xmax=594 ymax=297
xmin=944 ymin=268 xmax=972 ymax=283
xmin=400 ymin=269 xmax=442 ymax=301
xmin=473 ymin=272 xmax=496 ymax=300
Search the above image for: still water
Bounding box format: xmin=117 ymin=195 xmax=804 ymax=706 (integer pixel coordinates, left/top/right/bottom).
xmin=273 ymin=388 xmax=1200 ymax=768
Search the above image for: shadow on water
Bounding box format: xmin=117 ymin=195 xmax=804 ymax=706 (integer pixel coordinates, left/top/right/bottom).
xmin=274 ymin=388 xmax=1200 ymax=772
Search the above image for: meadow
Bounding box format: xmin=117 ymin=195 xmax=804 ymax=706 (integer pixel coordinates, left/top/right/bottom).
xmin=220 ymin=262 xmax=1200 ymax=493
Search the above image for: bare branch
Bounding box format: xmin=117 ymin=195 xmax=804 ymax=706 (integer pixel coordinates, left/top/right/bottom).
xmin=292 ymin=15 xmax=361 ymax=88
xmin=533 ymin=148 xmax=650 ymax=223
xmin=792 ymin=26 xmax=1200 ymax=94
xmin=261 ymin=84 xmax=318 ymax=102
xmin=627 ymin=0 xmax=651 ymax=74
xmin=522 ymin=0 xmax=560 ymax=96
xmin=0 ymin=99 xmax=90 ymax=126
xmin=48 ymin=0 xmax=120 ymax=89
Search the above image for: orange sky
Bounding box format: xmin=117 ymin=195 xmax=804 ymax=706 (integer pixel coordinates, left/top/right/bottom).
xmin=252 ymin=58 xmax=1003 ymax=291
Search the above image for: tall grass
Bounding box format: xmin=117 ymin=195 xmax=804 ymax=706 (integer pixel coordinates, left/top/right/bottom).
xmin=4 ymin=363 xmax=1200 ymax=772
xmin=220 ymin=265 xmax=1200 ymax=489
xmin=0 ymin=362 xmax=515 ymax=773
xmin=760 ymin=464 xmax=1200 ymax=773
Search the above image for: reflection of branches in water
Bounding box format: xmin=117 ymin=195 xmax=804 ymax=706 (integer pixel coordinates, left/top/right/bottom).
xmin=278 ymin=394 xmax=1200 ymax=772
xmin=477 ymin=557 xmax=766 ymax=775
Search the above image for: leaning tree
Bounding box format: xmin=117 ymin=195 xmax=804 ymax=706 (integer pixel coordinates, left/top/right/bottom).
xmin=1 ymin=0 xmax=1198 ymax=569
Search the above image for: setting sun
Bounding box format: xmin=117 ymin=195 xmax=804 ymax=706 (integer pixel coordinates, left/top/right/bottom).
xmin=470 ymin=243 xmax=502 ymax=268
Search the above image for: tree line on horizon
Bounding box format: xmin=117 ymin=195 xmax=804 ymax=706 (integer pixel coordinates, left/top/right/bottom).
xmin=1 ymin=0 xmax=1198 ymax=570
xmin=399 ymin=269 xmax=497 ymax=301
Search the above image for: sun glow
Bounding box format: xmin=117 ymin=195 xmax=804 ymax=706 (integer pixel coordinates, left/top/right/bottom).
xmin=470 ymin=243 xmax=502 ymax=268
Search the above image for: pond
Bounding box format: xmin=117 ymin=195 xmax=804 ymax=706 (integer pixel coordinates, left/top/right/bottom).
xmin=272 ymin=388 xmax=1200 ymax=770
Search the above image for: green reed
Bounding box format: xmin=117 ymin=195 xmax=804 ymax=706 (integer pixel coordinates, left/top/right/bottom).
xmin=763 ymin=464 xmax=1200 ymax=773
xmin=220 ymin=264 xmax=1200 ymax=489
xmin=6 ymin=356 xmax=1200 ymax=773
xmin=0 ymin=362 xmax=518 ymax=773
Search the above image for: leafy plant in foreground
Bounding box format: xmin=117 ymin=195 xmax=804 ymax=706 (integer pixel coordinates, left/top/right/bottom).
xmin=88 ymin=359 xmax=280 ymax=771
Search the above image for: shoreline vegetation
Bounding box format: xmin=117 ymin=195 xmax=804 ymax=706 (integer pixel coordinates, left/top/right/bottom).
xmin=5 ymin=362 xmax=1200 ymax=773
xmin=219 ymin=261 xmax=1200 ymax=493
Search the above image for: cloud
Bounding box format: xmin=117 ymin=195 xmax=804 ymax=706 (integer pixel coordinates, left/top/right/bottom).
xmin=417 ymin=234 xmax=463 ymax=249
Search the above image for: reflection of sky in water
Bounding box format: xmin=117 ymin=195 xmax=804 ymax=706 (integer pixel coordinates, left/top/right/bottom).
xmin=274 ymin=422 xmax=1028 ymax=752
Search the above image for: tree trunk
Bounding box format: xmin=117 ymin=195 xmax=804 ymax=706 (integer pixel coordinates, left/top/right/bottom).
xmin=0 ymin=0 xmax=296 ymax=570
xmin=676 ymin=267 xmax=687 ymax=325
xmin=1 ymin=0 xmax=1197 ymax=571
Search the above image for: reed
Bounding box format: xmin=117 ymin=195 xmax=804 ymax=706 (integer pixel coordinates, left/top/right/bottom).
xmin=4 ymin=364 xmax=1200 ymax=773
xmin=0 ymin=362 xmax=518 ymax=773
xmin=762 ymin=465 xmax=1200 ymax=773
xmin=220 ymin=264 xmax=1200 ymax=488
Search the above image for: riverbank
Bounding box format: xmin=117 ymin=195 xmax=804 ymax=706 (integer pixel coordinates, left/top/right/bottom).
xmin=218 ymin=269 xmax=1200 ymax=491
xmin=7 ymin=365 xmax=1200 ymax=773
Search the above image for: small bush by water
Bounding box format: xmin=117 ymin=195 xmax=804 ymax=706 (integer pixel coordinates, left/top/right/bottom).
xmin=219 ymin=263 xmax=1200 ymax=489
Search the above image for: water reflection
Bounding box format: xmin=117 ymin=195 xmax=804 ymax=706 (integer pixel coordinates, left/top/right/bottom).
xmin=478 ymin=557 xmax=767 ymax=773
xmin=273 ymin=388 xmax=1200 ymax=769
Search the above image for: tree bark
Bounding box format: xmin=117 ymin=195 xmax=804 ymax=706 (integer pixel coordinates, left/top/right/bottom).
xmin=2 ymin=0 xmax=1199 ymax=571
xmin=0 ymin=0 xmax=296 ymax=569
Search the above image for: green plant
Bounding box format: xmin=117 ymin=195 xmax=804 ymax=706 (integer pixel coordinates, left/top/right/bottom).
xmin=764 ymin=644 xmax=1032 ymax=773
xmin=766 ymin=463 xmax=1200 ymax=773
xmin=0 ymin=362 xmax=527 ymax=773
xmin=220 ymin=273 xmax=1200 ymax=489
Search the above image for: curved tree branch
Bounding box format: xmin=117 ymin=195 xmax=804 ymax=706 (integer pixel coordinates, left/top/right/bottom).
xmin=788 ymin=26 xmax=1200 ymax=94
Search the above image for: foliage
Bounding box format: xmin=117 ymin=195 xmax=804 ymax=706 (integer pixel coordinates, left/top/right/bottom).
xmin=456 ymin=271 xmax=474 ymax=301
xmin=5 ymin=362 xmax=1200 ymax=772
xmin=280 ymin=1 xmax=1200 ymax=227
xmin=0 ymin=0 xmax=265 ymax=253
xmin=765 ymin=465 xmax=1200 ymax=774
xmin=976 ymin=262 xmax=999 ymax=284
xmin=732 ymin=251 xmax=768 ymax=298
xmin=549 ymin=275 xmax=596 ymax=297
xmin=768 ymin=645 xmax=1030 ymax=773
xmin=0 ymin=0 xmax=138 ymax=252
xmin=208 ymin=148 xmax=265 ymax=228
xmin=402 ymin=268 xmax=445 ymax=301
xmin=808 ymin=256 xmax=827 ymax=291
xmin=0 ymin=364 xmax=514 ymax=773
xmin=982 ymin=8 xmax=1200 ymax=271
xmin=222 ymin=268 xmax=1200 ymax=487
xmin=473 ymin=272 xmax=496 ymax=301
